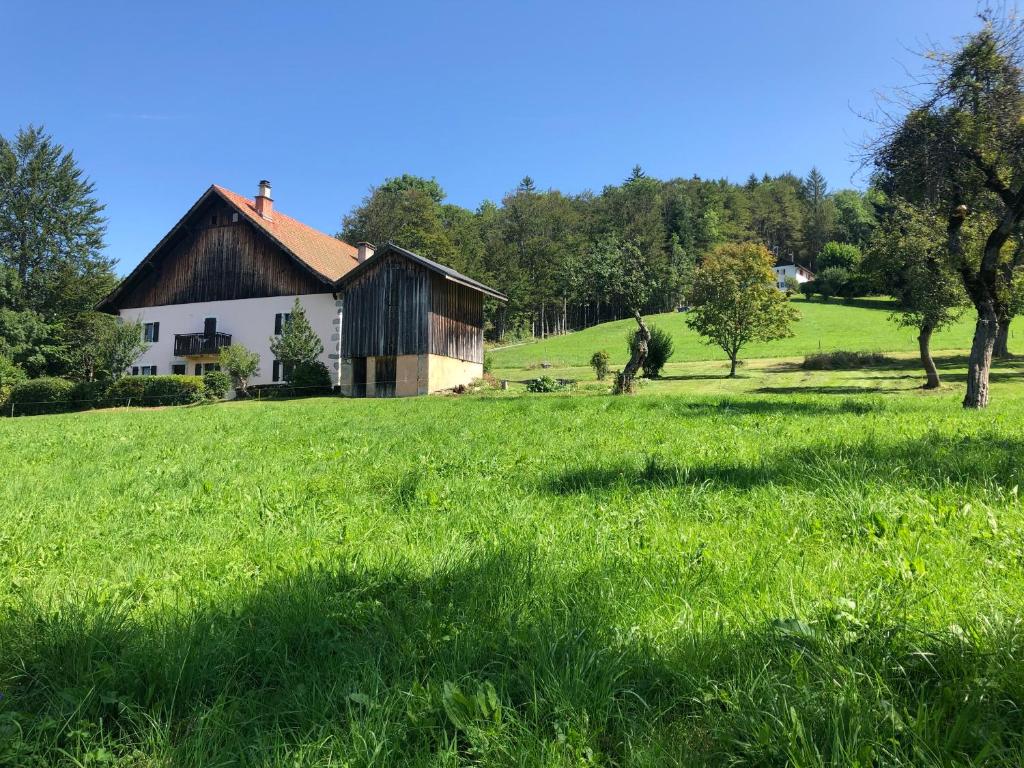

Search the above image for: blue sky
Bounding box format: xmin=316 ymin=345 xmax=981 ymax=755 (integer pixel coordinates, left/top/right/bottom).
xmin=4 ymin=1 xmax=978 ymax=274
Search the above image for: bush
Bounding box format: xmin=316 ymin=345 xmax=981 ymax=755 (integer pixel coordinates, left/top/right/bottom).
xmin=589 ymin=350 xmax=610 ymax=381
xmin=291 ymin=361 xmax=332 ymax=393
xmin=627 ymin=325 xmax=674 ymax=378
xmin=69 ymin=380 xmax=110 ymax=410
xmin=202 ymin=370 xmax=232 ymax=400
xmin=801 ymin=351 xmax=894 ymax=370
xmin=7 ymin=377 xmax=75 ymax=416
xmin=105 ymin=375 xmax=206 ymax=407
xmin=483 ymin=352 xmax=494 ymax=375
xmin=219 ymin=344 xmax=260 ymax=396
xmin=526 ymin=375 xmax=570 ymax=393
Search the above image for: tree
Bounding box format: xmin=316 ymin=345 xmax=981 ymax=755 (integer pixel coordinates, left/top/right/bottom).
xmin=865 ymin=200 xmax=969 ymax=388
xmin=269 ymin=298 xmax=323 ymax=379
xmin=602 ymin=238 xmax=655 ymax=394
xmin=872 ymin=16 xmax=1024 ymax=407
xmin=802 ymin=167 xmax=836 ymax=262
xmin=219 ymin=344 xmax=261 ymax=397
xmin=0 ymin=125 xmax=114 ymax=316
xmin=832 ymin=189 xmax=878 ymax=248
xmin=99 ymin=319 xmax=149 ymax=380
xmin=340 ymin=174 xmax=455 ymax=262
xmin=817 ymin=241 xmax=862 ymax=272
xmin=687 ymin=242 xmax=800 ymax=376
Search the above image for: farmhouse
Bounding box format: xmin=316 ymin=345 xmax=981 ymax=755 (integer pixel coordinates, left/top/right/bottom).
xmin=772 ymin=261 xmax=814 ymax=291
xmin=98 ymin=181 xmax=505 ymax=396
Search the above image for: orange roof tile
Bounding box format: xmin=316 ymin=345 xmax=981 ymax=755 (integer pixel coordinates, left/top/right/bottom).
xmin=213 ymin=185 xmax=359 ymax=281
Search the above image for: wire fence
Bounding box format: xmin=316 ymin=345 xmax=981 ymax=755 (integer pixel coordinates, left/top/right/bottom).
xmin=2 ymin=378 xmax=492 ymax=417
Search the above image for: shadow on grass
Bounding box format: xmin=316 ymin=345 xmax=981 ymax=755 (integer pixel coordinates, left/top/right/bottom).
xmin=3 ymin=547 xmax=1024 ymax=766
xmin=546 ymin=433 xmax=1024 ymax=494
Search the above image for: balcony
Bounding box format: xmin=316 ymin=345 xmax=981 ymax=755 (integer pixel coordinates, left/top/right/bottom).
xmin=174 ymin=332 xmax=232 ymax=357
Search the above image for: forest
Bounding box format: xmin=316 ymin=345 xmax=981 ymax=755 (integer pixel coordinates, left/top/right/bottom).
xmin=339 ymin=166 xmax=876 ymax=340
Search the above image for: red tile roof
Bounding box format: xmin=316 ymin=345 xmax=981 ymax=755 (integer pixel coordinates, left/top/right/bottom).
xmin=213 ymin=185 xmax=359 ymax=281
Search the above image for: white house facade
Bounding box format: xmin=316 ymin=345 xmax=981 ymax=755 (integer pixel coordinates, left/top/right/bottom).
xmin=116 ymin=293 xmax=343 ymax=386
xmin=772 ymin=262 xmax=814 ymax=291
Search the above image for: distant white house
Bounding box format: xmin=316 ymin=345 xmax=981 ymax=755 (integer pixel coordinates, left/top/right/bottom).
xmin=772 ymin=262 xmax=814 ymax=291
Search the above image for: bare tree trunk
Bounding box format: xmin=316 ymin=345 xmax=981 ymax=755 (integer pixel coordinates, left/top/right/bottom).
xmin=729 ymin=355 xmax=737 ymax=377
xmin=964 ymin=304 xmax=998 ymax=408
xmin=919 ymin=322 xmax=940 ymax=389
xmin=614 ymin=311 xmax=650 ymax=394
xmin=994 ymin=316 xmax=1011 ymax=358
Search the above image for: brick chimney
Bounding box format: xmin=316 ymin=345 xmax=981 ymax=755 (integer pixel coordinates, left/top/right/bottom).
xmin=255 ymin=179 xmax=273 ymax=220
xmin=356 ymin=242 xmax=375 ymax=263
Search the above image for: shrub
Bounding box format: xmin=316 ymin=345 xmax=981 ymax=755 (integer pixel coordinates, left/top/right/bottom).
xmin=105 ymin=375 xmax=206 ymax=407
xmin=202 ymin=370 xmax=232 ymax=400
xmin=483 ymin=352 xmax=494 ymax=374
xmin=589 ymin=350 xmax=610 ymax=381
xmin=7 ymin=377 xmax=75 ymax=416
xmin=291 ymin=361 xmax=332 ymax=393
xmin=69 ymin=380 xmax=110 ymax=410
xmin=799 ymin=281 xmax=816 ymax=300
xmin=526 ymin=375 xmax=570 ymax=393
xmin=219 ymin=344 xmax=260 ymax=396
xmin=801 ymin=351 xmax=894 ymax=370
xmin=627 ymin=325 xmax=674 ymax=378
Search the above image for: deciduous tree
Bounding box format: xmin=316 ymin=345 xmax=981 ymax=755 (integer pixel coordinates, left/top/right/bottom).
xmin=687 ymin=242 xmax=800 ymax=376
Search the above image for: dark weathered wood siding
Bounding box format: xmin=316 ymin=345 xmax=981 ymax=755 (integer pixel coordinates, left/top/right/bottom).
xmin=114 ymin=198 xmax=326 ymax=308
xmin=429 ymin=275 xmax=484 ymax=363
xmin=340 ymin=252 xmax=431 ymax=358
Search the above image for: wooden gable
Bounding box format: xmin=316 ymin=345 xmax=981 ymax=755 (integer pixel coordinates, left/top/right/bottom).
xmin=104 ymin=194 xmax=331 ymax=310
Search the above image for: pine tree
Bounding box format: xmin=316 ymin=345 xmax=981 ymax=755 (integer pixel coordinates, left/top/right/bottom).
xmin=0 ymin=125 xmax=114 ymax=316
xmin=269 ymin=299 xmax=323 ymax=370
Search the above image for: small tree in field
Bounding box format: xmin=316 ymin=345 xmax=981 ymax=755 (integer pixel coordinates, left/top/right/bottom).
xmin=607 ymin=239 xmax=655 ymax=394
xmin=269 ymin=299 xmax=323 ymax=382
xmin=687 ymin=243 xmax=800 ymax=376
xmin=219 ymin=344 xmax=261 ymax=397
xmin=589 ymin=350 xmax=610 ymax=381
xmin=864 ymin=200 xmax=969 ymax=388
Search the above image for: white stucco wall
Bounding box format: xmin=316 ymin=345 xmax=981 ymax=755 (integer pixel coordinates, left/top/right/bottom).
xmin=117 ymin=293 xmax=342 ymax=386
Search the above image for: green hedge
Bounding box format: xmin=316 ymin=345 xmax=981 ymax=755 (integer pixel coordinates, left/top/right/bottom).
xmin=105 ymin=375 xmax=206 ymax=407
xmin=7 ymin=378 xmax=76 ymax=416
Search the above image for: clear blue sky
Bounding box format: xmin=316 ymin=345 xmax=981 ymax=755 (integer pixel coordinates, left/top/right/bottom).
xmin=4 ymin=0 xmax=977 ymax=275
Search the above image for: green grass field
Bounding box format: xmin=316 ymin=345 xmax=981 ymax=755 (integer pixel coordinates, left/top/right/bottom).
xmin=3 ymin=302 xmax=1024 ymax=766
xmin=488 ymin=297 xmax=980 ymax=372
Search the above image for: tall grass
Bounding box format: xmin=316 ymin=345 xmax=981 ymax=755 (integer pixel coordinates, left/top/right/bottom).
xmin=2 ymin=385 xmax=1024 ymax=765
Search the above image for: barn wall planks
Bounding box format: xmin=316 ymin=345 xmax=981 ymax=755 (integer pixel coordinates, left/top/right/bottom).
xmin=429 ymin=275 xmax=484 ymax=363
xmin=340 ymin=252 xmax=431 ymax=358
xmin=114 ymin=199 xmax=326 ymax=308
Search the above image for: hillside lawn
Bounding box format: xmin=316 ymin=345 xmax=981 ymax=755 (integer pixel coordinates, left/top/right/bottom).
xmin=3 ymin=342 xmax=1024 ymax=765
xmin=487 ymin=296 xmax=981 ymax=375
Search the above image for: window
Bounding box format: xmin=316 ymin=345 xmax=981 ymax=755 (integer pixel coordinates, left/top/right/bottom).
xmin=274 ymin=312 xmax=291 ymax=335
xmin=272 ymin=360 xmax=293 ymax=383
xmin=143 ymin=322 xmax=160 ymax=343
xmin=203 ymin=317 xmax=217 ymax=336
xmin=131 ymin=366 xmax=139 ymax=376
xmin=232 ymin=212 xmax=239 ymax=223
xmin=194 ymin=363 xmax=202 ymax=376
xmin=203 ymin=363 xmax=221 ymax=373
xmin=172 ymin=364 xmax=186 ymax=375
xmin=140 ymin=365 xmax=157 ymax=375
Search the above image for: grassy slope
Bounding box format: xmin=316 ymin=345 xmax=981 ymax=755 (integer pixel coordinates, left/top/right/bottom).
xmin=488 ymin=297 xmax=979 ymax=370
xmin=2 ymin=361 xmax=1024 ymax=766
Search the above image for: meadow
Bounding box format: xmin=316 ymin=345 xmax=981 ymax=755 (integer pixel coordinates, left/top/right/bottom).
xmin=3 ymin=303 xmax=1024 ymax=766
xmin=487 ymin=296 xmax=979 ymax=373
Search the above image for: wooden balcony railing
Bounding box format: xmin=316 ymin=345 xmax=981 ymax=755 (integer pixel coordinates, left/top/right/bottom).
xmin=173 ymin=332 xmax=232 ymax=357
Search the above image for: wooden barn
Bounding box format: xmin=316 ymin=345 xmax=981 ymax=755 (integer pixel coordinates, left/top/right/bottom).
xmin=336 ymin=243 xmax=507 ymax=397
